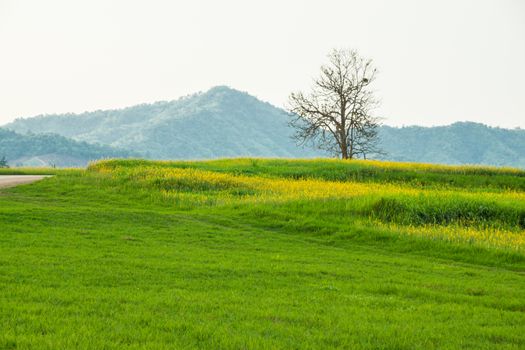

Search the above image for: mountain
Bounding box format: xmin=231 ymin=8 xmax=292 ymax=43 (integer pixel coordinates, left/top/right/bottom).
xmin=378 ymin=122 xmax=525 ymax=168
xmin=0 ymin=128 xmax=137 ymax=167
xmin=3 ymin=86 xmax=525 ymax=168
xmin=5 ymin=86 xmax=320 ymax=160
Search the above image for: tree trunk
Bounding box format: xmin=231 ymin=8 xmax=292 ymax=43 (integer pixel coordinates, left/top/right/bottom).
xmin=339 ymin=129 xmax=349 ymax=159
xmin=341 ymin=147 xmax=348 ymax=159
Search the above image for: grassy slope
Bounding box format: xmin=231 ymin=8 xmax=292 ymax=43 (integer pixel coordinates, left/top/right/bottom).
xmin=0 ymin=160 xmax=524 ymax=349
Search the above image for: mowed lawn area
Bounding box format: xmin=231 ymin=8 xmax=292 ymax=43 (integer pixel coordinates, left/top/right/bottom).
xmin=0 ymin=159 xmax=524 ymax=349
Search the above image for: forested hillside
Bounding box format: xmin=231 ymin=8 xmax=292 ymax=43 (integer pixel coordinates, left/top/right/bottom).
xmin=5 ymin=86 xmax=320 ymax=159
xmin=379 ymin=123 xmax=525 ymax=168
xmin=0 ymin=128 xmax=136 ymax=167
xmin=4 ymin=86 xmax=525 ymax=167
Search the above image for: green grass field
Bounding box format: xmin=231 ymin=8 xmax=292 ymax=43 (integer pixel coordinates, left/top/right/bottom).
xmin=1 ymin=158 xmax=524 ymax=349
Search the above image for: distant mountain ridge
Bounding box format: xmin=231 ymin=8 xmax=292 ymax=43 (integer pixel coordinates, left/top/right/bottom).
xmin=5 ymin=86 xmax=320 ymax=160
xmin=0 ymin=128 xmax=136 ymax=167
xmin=3 ymin=86 xmax=525 ymax=168
xmin=378 ymin=123 xmax=525 ymax=168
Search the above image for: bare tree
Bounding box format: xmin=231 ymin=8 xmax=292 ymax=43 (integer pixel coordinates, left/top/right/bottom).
xmin=289 ymin=49 xmax=383 ymax=159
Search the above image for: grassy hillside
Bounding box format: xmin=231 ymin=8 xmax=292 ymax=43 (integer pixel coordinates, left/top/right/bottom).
xmin=0 ymin=128 xmax=137 ymax=167
xmin=0 ymin=159 xmax=524 ymax=349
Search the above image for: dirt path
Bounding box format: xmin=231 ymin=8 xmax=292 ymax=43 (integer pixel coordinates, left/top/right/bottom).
xmin=0 ymin=175 xmax=51 ymax=189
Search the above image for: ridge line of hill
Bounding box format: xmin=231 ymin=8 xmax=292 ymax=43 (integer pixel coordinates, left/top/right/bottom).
xmin=2 ymin=86 xmax=524 ymax=168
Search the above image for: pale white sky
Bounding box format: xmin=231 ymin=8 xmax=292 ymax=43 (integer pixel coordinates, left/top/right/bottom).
xmin=1 ymin=0 xmax=524 ymax=128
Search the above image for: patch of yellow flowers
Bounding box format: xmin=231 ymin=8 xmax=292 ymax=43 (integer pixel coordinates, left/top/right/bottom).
xmin=102 ymin=165 xmax=418 ymax=201
xmin=350 ymin=159 xmax=524 ymax=175
xmin=379 ymin=223 xmax=525 ymax=251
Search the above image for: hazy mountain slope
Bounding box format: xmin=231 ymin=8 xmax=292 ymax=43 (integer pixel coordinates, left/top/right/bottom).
xmin=378 ymin=122 xmax=525 ymax=168
xmin=6 ymin=86 xmax=320 ymax=159
xmin=4 ymin=86 xmax=525 ymax=167
xmin=0 ymin=128 xmax=136 ymax=167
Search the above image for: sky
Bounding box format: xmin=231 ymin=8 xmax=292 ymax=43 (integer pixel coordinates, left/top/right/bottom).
xmin=0 ymin=0 xmax=524 ymax=128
